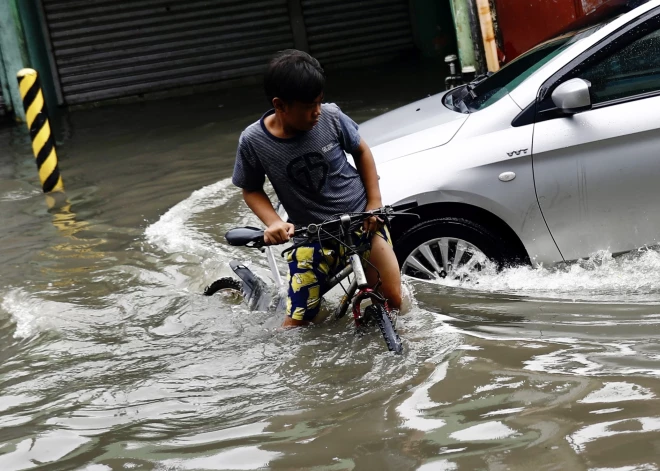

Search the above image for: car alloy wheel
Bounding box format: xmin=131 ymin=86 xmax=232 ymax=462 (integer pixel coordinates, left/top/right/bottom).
xmin=394 ymin=217 xmax=523 ymax=282
xmin=402 ymin=237 xmax=487 ymax=280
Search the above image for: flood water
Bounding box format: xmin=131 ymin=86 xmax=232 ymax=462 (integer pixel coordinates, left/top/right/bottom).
xmin=2 ymin=62 xmax=660 ymax=471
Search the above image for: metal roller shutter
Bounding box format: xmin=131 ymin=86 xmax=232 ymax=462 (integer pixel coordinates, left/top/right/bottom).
xmin=301 ymin=0 xmax=413 ymax=67
xmin=42 ymin=0 xmax=296 ymax=105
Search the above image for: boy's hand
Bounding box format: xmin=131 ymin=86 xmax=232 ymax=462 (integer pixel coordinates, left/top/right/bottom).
xmin=264 ymin=220 xmax=295 ymax=245
xmin=364 ymin=214 xmax=384 ymax=235
xmin=364 ymin=203 xmax=384 ymax=235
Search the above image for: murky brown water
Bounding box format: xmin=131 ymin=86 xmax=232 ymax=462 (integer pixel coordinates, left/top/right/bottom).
xmin=2 ymin=62 xmax=660 ymax=471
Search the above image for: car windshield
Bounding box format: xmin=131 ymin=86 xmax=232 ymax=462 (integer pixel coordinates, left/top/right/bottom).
xmin=445 ymin=23 xmax=606 ymax=113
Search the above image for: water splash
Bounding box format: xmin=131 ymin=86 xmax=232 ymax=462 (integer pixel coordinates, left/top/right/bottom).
xmin=1 ymin=288 xmax=54 ymax=338
xmin=144 ymin=178 xmax=236 ymax=257
xmin=434 ymin=248 xmax=660 ymax=302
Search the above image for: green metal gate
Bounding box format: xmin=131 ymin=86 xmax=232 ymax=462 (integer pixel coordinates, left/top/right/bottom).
xmin=0 ymin=91 xmax=6 ymax=118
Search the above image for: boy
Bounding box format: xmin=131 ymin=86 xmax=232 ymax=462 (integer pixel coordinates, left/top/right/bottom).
xmin=232 ymin=49 xmax=401 ymax=327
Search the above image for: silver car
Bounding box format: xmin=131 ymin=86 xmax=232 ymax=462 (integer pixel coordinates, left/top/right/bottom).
xmin=358 ymin=0 xmax=660 ymax=281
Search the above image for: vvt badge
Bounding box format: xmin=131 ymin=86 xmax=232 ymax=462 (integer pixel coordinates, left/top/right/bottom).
xmin=286 ymin=152 xmax=329 ymax=194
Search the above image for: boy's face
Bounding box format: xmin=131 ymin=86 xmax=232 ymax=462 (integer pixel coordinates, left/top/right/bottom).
xmin=275 ymin=93 xmax=323 ymax=132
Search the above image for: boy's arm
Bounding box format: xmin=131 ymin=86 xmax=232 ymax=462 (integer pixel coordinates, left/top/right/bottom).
xmin=242 ymin=188 xmax=294 ymax=245
xmin=233 ymin=134 xmax=293 ymax=245
xmin=334 ymin=106 xmax=381 ymax=210
xmin=352 ymin=138 xmax=383 ymax=233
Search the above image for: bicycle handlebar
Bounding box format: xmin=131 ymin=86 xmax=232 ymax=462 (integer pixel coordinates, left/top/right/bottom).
xmin=299 ymin=203 xmax=419 ymax=239
xmin=282 ymin=202 xmax=420 ymax=255
xmin=224 ymin=202 xmax=419 ymax=251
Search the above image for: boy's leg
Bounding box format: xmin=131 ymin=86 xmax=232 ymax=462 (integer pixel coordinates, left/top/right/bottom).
xmin=364 ymin=229 xmax=402 ymax=310
xmin=282 ymin=243 xmax=334 ymax=328
xmin=282 ymin=316 xmax=310 ymax=327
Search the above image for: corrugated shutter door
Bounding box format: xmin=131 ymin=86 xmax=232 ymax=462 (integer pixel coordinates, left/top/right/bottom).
xmin=42 ymin=0 xmax=296 ymax=105
xmin=302 ymin=0 xmax=413 ymax=67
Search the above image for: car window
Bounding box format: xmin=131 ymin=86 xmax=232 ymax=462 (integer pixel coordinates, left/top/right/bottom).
xmin=444 ymin=24 xmax=604 ymax=113
xmin=464 ymin=25 xmax=604 ymax=111
xmin=579 ymin=28 xmax=660 ymax=103
xmin=471 ymin=44 xmax=568 ymax=110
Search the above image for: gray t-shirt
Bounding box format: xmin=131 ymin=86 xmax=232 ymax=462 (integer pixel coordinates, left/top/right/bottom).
xmin=232 ymin=103 xmax=367 ymax=226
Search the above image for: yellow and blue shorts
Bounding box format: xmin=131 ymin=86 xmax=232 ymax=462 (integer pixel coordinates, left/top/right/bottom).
xmin=285 ymin=226 xmax=391 ymax=322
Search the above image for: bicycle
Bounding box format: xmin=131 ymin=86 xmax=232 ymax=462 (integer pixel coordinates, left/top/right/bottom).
xmin=205 ymin=203 xmax=419 ymax=355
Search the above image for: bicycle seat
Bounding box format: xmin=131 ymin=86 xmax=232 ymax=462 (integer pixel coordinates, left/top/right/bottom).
xmin=225 ymin=227 xmax=265 ymax=246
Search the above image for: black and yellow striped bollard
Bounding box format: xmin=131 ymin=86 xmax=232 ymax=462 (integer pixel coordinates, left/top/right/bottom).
xmin=16 ymin=68 xmax=64 ymax=195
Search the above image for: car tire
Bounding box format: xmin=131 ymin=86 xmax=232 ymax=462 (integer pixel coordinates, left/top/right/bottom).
xmin=394 ymin=217 xmax=519 ymax=280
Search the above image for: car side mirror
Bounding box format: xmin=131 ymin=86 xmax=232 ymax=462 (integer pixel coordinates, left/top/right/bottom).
xmin=551 ymin=78 xmax=592 ymax=115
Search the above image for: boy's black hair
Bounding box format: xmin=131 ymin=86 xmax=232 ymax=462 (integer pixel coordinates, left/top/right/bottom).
xmin=264 ymin=49 xmax=325 ymax=104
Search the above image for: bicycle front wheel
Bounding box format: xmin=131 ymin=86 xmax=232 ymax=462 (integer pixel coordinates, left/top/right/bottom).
xmin=367 ymin=304 xmax=403 ymax=355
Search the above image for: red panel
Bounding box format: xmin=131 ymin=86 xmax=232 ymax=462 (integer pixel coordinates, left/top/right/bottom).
xmin=581 ymin=0 xmax=609 ymax=14
xmin=495 ymin=0 xmax=579 ymax=61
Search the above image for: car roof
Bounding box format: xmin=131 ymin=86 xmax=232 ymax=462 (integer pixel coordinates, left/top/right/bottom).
xmin=509 ymin=0 xmax=660 ymax=108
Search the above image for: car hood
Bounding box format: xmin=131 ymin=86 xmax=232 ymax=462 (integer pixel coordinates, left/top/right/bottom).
xmin=358 ymin=91 xmax=468 ymax=164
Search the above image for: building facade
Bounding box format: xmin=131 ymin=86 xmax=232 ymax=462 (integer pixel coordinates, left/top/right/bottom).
xmin=0 ymin=0 xmax=639 ymax=118
xmin=21 ymin=0 xmax=416 ymax=107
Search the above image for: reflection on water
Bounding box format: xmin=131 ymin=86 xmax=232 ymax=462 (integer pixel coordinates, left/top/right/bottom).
xmin=2 ymin=63 xmax=660 ymax=470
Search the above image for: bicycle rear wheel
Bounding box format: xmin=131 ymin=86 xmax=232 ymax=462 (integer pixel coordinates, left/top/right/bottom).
xmin=204 ymin=277 xmax=242 ymax=296
xmin=366 ymin=304 xmax=403 ymax=355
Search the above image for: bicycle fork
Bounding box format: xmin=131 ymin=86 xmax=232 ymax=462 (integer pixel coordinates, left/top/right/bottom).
xmin=331 ymin=216 xmax=386 ymax=324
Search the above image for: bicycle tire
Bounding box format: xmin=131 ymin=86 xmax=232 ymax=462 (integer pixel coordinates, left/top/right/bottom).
xmin=367 ymin=304 xmax=403 ymax=355
xmin=203 ymin=277 xmax=243 ymax=296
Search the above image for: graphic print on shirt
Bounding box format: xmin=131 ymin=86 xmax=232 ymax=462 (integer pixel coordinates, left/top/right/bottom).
xmin=286 ymin=152 xmax=329 ymax=194
xmin=321 ymin=142 xmax=339 ymax=153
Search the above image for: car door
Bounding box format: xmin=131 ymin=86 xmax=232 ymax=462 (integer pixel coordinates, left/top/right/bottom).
xmin=532 ymin=9 xmax=660 ymax=261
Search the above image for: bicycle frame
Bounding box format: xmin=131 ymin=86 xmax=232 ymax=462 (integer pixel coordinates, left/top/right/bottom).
xmin=225 ymin=203 xmax=418 ymax=318
xmin=220 ymin=204 xmax=416 ymax=354
xmin=294 ymin=214 xmax=387 ymax=324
